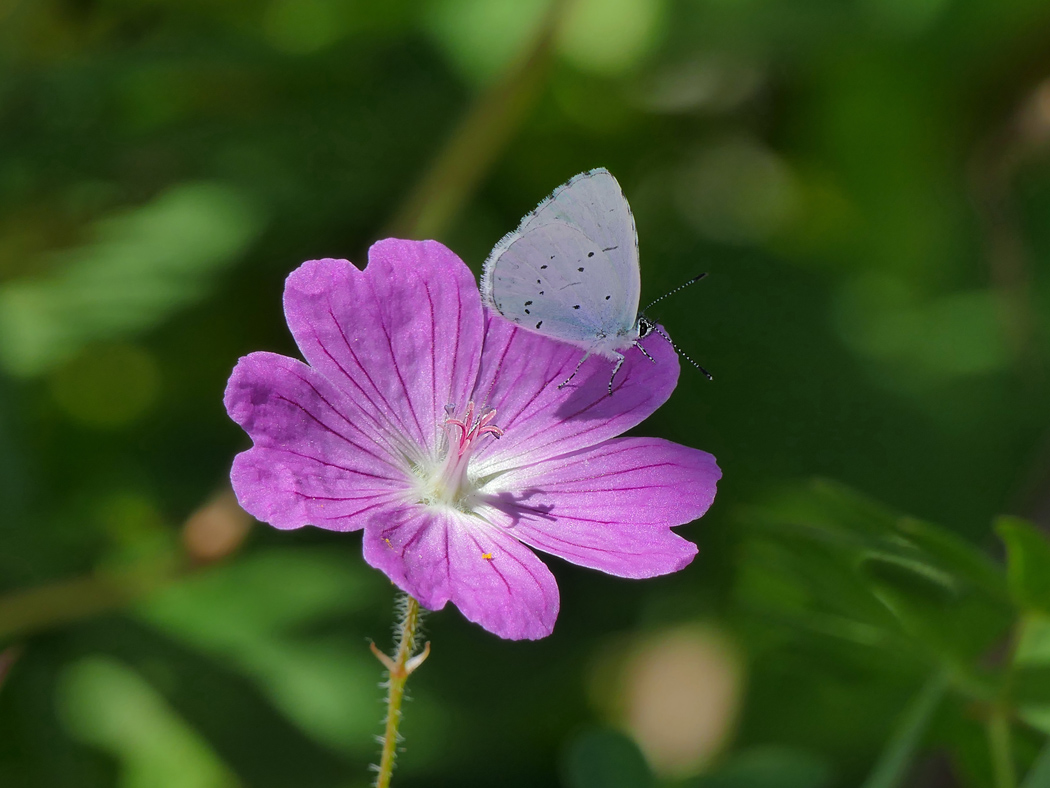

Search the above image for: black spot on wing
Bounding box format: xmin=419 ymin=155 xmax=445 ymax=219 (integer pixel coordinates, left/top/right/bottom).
xmin=536 ymin=320 xmax=543 ymax=329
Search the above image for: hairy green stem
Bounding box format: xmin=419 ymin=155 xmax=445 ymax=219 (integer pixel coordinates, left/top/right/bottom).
xmin=373 ymin=595 xmax=428 ymax=788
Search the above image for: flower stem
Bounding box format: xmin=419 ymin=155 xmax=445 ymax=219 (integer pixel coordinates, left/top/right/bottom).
xmin=371 ymin=594 xmax=430 ymax=788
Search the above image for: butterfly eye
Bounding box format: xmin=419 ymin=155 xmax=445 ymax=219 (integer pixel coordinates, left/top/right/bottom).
xmin=637 ymin=317 xmax=654 ymax=338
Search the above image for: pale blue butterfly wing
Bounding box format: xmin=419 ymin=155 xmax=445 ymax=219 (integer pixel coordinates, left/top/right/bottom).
xmin=481 ymin=168 xmax=642 ymax=356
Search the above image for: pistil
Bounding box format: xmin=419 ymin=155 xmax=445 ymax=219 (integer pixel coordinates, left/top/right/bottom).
xmin=422 ymin=402 xmax=502 ymax=509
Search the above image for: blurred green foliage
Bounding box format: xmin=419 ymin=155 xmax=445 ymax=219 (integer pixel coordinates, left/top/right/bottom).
xmin=2 ymin=0 xmax=1050 ymax=786
xmin=58 ymin=656 xmax=240 ymax=788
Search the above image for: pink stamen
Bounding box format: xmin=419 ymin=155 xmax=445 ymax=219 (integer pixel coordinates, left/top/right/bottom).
xmin=442 ymin=401 xmax=503 ymax=457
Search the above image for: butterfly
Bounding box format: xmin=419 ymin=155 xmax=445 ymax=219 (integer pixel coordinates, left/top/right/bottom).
xmin=481 ymin=167 xmax=710 ymax=393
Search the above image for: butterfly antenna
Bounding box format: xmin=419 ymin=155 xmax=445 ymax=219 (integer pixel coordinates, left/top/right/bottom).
xmin=652 ymin=325 xmax=713 ymax=380
xmin=641 ymin=272 xmax=708 ymax=314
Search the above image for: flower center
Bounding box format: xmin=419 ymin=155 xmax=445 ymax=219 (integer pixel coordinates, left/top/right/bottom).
xmin=417 ymin=401 xmax=502 ymax=511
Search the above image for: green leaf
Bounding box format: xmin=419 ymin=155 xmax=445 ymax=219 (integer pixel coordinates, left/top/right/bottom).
xmin=863 ymin=565 xmax=1008 ymax=663
xmin=739 ymin=480 xmax=1012 ymax=661
xmin=997 ymin=517 xmax=1050 ymax=613
xmin=138 ymin=548 xmax=377 ymax=644
xmin=0 ymin=182 xmax=263 ymax=377
xmin=137 ymin=549 xmax=394 ymax=755
xmin=561 ymin=728 xmax=654 ymax=788
xmin=57 ymin=656 xmax=240 ymax=788
xmin=1021 ymin=742 xmax=1050 ymax=788
xmin=689 ymin=747 xmax=833 ymax=788
xmin=1011 ymin=667 xmax=1050 ymax=706
xmin=749 ymin=480 xmax=1006 ymax=599
xmin=861 ymin=671 xmax=949 ymax=788
xmin=1012 ymin=616 xmax=1050 ymax=736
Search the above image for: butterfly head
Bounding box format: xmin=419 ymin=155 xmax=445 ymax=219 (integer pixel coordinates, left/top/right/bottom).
xmin=636 ymin=315 xmax=655 ymax=340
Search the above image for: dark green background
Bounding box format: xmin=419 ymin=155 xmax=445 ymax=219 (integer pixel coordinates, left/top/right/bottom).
xmin=2 ymin=0 xmax=1050 ymax=786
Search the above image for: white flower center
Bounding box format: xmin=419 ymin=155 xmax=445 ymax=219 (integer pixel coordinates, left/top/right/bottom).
xmin=414 ymin=402 xmax=502 ymax=512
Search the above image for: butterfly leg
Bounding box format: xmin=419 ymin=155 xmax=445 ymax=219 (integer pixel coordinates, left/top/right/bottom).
xmin=636 ymin=343 xmax=658 ymax=364
xmin=607 ymin=352 xmax=627 ymax=395
xmin=558 ymin=351 xmax=592 ymax=389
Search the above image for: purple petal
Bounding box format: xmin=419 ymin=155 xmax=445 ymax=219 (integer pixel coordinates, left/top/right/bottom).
xmin=362 ymin=507 xmax=559 ymax=640
xmin=225 ymin=351 xmax=406 ymax=531
xmin=482 ymin=437 xmax=720 ymax=578
xmin=282 ymin=240 xmax=484 ymax=455
xmin=471 ymin=312 xmax=680 ymax=471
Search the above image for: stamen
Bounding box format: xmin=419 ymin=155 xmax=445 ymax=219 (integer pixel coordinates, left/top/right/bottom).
xmin=425 ymin=402 xmax=504 ymax=510
xmin=442 ymin=402 xmax=502 ymax=456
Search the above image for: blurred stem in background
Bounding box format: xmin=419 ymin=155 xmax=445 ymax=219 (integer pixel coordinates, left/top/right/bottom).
xmin=970 ymin=75 xmax=1050 ymax=374
xmin=860 ymin=670 xmax=949 ymax=788
xmin=989 ymin=75 xmax=1050 ymax=533
xmin=0 ymin=646 xmax=20 ymax=693
xmin=989 ymin=707 xmax=1018 ymax=788
xmin=385 ymin=0 xmax=572 ymax=240
xmin=0 ymin=490 xmax=249 ymax=644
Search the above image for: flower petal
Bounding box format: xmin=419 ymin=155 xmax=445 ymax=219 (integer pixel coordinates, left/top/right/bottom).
xmin=282 ymin=240 xmax=484 ymax=455
xmin=482 ymin=437 xmax=720 ymax=578
xmin=362 ymin=507 xmax=559 ymax=640
xmin=471 ymin=312 xmax=680 ymax=471
xmin=225 ymin=351 xmax=406 ymax=531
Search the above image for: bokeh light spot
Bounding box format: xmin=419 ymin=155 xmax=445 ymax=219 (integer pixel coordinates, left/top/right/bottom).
xmin=860 ymin=0 xmax=951 ymax=35
xmin=182 ymin=491 xmax=252 ymax=564
xmin=834 ymin=276 xmax=1010 ymax=380
xmin=674 ymin=138 xmax=800 ymax=245
xmin=263 ymin=0 xmax=347 ymax=55
xmin=558 ymin=0 xmax=666 ymax=76
xmin=95 ymin=490 xmax=166 ymax=545
xmin=92 ymin=488 xmax=173 ymax=569
xmin=634 ymin=55 xmax=764 ymax=114
xmin=425 ymin=0 xmax=549 ymax=84
xmin=620 ymin=626 xmax=744 ymax=777
xmin=50 ymin=343 xmax=161 ymax=429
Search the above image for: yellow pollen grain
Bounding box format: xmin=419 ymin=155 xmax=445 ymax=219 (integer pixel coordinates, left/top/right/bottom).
xmin=482 ymin=552 xmax=493 ymax=560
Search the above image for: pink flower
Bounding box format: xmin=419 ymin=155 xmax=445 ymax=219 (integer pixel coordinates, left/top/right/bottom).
xmin=224 ymin=240 xmax=720 ymax=640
